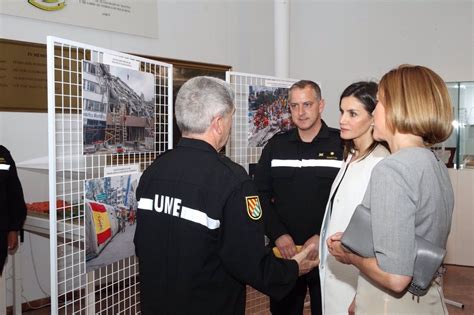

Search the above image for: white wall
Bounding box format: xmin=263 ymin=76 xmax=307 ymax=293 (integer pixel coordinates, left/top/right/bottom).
xmin=290 ymin=0 xmax=474 ymax=127
xmin=446 ymin=169 xmax=474 ymax=266
xmin=0 ymin=0 xmax=275 ymax=75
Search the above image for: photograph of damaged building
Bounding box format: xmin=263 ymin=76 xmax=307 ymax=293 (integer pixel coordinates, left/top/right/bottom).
xmin=82 ymin=60 xmax=155 ymax=155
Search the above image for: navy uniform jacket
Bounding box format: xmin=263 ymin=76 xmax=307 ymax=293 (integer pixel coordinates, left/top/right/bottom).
xmin=0 ymin=145 xmax=27 ymax=271
xmin=254 ymin=122 xmax=343 ymax=245
xmin=134 ymin=138 xmax=298 ymax=315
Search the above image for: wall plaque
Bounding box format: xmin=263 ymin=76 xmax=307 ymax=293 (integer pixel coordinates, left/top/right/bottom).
xmin=0 ymin=39 xmax=47 ymax=112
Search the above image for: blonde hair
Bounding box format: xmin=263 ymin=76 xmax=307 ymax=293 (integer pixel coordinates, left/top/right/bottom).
xmin=379 ymin=65 xmax=453 ymax=146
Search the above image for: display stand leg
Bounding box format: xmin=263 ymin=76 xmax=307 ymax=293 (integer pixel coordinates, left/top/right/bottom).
xmin=445 ymin=299 xmax=464 ymax=309
xmin=86 ymin=272 xmax=95 ymax=314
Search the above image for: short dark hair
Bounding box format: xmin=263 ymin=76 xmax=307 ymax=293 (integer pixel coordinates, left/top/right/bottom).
xmin=340 ymin=81 xmax=378 ymax=113
xmin=288 ymin=80 xmax=321 ymax=101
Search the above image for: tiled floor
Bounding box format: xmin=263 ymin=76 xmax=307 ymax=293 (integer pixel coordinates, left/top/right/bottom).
xmin=18 ymin=264 xmax=474 ymax=314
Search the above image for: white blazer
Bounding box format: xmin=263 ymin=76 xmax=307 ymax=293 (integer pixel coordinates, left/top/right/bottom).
xmin=319 ymin=144 xmax=389 ymax=315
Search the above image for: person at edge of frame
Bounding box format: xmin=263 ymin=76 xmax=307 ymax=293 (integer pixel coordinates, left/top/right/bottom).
xmin=133 ymin=76 xmax=319 ymax=315
xmin=0 ymin=145 xmax=27 ymax=275
xmin=254 ymin=80 xmax=344 ymax=314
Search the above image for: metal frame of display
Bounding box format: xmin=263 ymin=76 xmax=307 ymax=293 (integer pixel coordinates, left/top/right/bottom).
xmin=47 ymin=36 xmax=173 ymax=314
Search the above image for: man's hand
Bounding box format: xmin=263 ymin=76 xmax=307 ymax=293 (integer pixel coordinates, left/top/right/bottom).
xmin=275 ymin=234 xmax=297 ymax=259
xmin=327 ymin=232 xmax=351 ymax=265
xmin=292 ymin=244 xmax=319 ymax=276
xmin=303 ymin=234 xmax=319 ymax=260
xmin=7 ymin=231 xmax=19 ymax=252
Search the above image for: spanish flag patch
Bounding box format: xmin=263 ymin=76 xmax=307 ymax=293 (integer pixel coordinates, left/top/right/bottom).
xmin=246 ymin=196 xmax=262 ymax=220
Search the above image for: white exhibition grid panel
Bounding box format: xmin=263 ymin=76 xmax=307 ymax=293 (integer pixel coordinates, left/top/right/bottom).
xmin=225 ymin=71 xmax=297 ymax=171
xmin=47 ymin=36 xmax=173 ymax=314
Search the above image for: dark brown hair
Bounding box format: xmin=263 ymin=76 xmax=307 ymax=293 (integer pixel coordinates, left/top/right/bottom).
xmin=340 ymin=81 xmax=388 ymax=159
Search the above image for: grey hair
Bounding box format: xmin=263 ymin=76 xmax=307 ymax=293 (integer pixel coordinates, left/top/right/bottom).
xmin=175 ymin=76 xmax=235 ymax=134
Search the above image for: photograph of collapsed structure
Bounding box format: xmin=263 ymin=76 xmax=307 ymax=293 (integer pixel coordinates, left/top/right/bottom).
xmin=248 ymin=85 xmax=293 ymax=147
xmin=82 ymin=60 xmax=155 ymax=155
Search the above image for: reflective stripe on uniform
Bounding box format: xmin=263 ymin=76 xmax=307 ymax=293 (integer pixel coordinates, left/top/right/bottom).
xmin=181 ymin=206 xmax=220 ymax=229
xmin=0 ymin=164 xmax=11 ymax=170
xmin=138 ymin=198 xmax=153 ymax=210
xmin=271 ymin=159 xmax=342 ymax=168
xmin=138 ymin=197 xmax=221 ymax=230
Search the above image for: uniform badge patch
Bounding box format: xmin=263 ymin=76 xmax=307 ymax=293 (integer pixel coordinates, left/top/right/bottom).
xmin=246 ymin=196 xmax=262 ymax=220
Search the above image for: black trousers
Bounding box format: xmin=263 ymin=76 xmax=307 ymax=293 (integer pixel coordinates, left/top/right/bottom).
xmin=270 ymin=268 xmax=321 ymax=315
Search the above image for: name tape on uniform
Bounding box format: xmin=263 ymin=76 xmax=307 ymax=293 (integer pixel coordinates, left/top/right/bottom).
xmin=138 ymin=195 xmax=220 ymax=230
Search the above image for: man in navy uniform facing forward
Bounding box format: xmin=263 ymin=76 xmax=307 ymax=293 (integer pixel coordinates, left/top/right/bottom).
xmin=134 ymin=76 xmax=318 ymax=315
xmin=254 ymin=80 xmax=344 ymax=314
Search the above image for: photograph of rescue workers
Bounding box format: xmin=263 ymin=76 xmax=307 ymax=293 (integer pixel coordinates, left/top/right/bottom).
xmin=84 ymin=173 xmax=140 ymax=272
xmin=248 ymin=85 xmax=293 ymax=147
xmin=82 ymin=60 xmax=155 ymax=155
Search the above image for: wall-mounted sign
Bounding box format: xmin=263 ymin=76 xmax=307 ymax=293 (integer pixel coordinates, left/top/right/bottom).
xmin=0 ymin=39 xmax=47 ymax=112
xmin=1 ymin=0 xmax=158 ymax=38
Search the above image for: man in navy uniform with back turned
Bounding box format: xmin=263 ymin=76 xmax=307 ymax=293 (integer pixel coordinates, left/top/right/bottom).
xmin=254 ymin=80 xmax=343 ymax=314
xmin=134 ymin=76 xmax=319 ymax=314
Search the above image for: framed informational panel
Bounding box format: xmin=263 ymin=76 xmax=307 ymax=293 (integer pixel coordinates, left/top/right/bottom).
xmin=226 ymin=72 xmax=298 ymax=175
xmin=0 ymin=1 xmax=158 ymax=38
xmin=0 ymin=39 xmax=47 ymax=112
xmin=47 ymin=36 xmax=172 ymax=314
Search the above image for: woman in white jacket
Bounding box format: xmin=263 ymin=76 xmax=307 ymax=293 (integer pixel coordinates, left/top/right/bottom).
xmin=319 ymin=81 xmax=389 ymax=315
